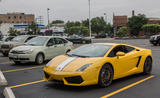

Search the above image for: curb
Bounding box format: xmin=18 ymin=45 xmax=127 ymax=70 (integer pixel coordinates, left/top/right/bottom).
xmin=0 ymin=70 xmax=8 ymax=86
xmin=3 ymin=87 xmax=16 ymax=98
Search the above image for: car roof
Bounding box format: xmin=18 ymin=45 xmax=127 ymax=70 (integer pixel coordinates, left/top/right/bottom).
xmin=94 ymin=43 xmax=136 ymax=47
xmin=36 ymin=36 xmax=64 ymax=38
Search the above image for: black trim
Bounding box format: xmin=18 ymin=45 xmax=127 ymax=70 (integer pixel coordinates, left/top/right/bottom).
xmin=136 ymin=56 xmax=142 ymax=67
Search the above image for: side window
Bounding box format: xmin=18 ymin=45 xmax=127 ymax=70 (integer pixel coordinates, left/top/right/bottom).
xmin=47 ymin=38 xmax=55 ymax=46
xmin=55 ymin=38 xmax=64 ymax=45
xmin=61 ymin=38 xmax=68 ymax=43
xmin=108 ymin=45 xmax=125 ymax=57
xmin=125 ymin=46 xmax=135 ymax=53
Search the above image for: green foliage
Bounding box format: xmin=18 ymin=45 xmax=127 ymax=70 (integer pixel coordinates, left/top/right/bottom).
xmin=91 ymin=17 xmax=106 ymax=35
xmin=51 ymin=20 xmax=64 ymax=24
xmin=8 ymin=27 xmax=20 ymax=36
xmin=127 ymin=14 xmax=148 ymax=36
xmin=68 ymin=26 xmax=89 ymax=36
xmin=64 ymin=17 xmax=112 ymax=36
xmin=28 ymin=21 xmax=38 ymax=35
xmin=116 ymin=27 xmax=127 ymax=37
xmin=142 ymin=24 xmax=160 ymax=35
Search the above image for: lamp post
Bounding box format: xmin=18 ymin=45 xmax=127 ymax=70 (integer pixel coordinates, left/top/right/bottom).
xmin=47 ymin=8 xmax=50 ymax=30
xmin=88 ymin=0 xmax=92 ymax=38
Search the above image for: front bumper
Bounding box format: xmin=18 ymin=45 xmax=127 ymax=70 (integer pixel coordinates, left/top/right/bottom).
xmin=1 ymin=49 xmax=10 ymax=54
xmin=9 ymin=53 xmax=35 ymax=62
xmin=43 ymin=67 xmax=99 ymax=86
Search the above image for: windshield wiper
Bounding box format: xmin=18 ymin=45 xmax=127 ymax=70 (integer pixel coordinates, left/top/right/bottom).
xmin=71 ymin=54 xmax=89 ymax=58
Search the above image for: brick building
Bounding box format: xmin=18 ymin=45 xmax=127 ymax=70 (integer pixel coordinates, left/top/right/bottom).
xmin=0 ymin=13 xmax=35 ymax=24
xmin=113 ymin=11 xmax=160 ymax=36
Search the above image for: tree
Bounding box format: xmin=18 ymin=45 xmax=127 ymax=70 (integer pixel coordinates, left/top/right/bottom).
xmin=69 ymin=26 xmax=89 ymax=36
xmin=51 ymin=20 xmax=64 ymax=24
xmin=82 ymin=19 xmax=89 ymax=28
xmin=91 ymin=17 xmax=106 ymax=35
xmin=116 ymin=26 xmax=127 ymax=37
xmin=127 ymin=14 xmax=148 ymax=36
xmin=8 ymin=27 xmax=20 ymax=36
xmin=142 ymin=24 xmax=160 ymax=36
xmin=28 ymin=22 xmax=38 ymax=35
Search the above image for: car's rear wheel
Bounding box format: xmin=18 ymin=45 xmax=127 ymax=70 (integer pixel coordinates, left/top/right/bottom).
xmin=36 ymin=53 xmax=44 ymax=65
xmin=143 ymin=57 xmax=152 ymax=75
xmin=82 ymin=41 xmax=86 ymax=44
xmin=153 ymin=43 xmax=157 ymax=46
xmin=98 ymin=64 xmax=113 ymax=87
xmin=3 ymin=53 xmax=8 ymax=57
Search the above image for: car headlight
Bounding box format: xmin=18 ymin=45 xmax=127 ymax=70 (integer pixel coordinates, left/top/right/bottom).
xmin=77 ymin=63 xmax=93 ymax=72
xmin=23 ymin=49 xmax=33 ymax=54
xmin=45 ymin=59 xmax=53 ymax=68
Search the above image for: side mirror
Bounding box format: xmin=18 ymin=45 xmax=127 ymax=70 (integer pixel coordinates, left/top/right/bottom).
xmin=66 ymin=50 xmax=71 ymax=54
xmin=116 ymin=52 xmax=125 ymax=59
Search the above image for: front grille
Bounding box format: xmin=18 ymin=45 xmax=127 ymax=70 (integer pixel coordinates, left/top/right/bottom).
xmin=1 ymin=45 xmax=10 ymax=49
xmin=65 ymin=76 xmax=83 ymax=84
xmin=44 ymin=72 xmax=50 ymax=79
xmin=52 ymin=79 xmax=64 ymax=84
xmin=10 ymin=50 xmax=25 ymax=54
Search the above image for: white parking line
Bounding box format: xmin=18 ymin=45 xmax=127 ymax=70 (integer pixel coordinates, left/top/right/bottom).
xmin=3 ymin=87 xmax=16 ymax=98
xmin=0 ymin=70 xmax=8 ymax=86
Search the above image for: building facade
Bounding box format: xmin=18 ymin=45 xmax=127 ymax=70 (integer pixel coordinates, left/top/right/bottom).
xmin=0 ymin=13 xmax=34 ymax=24
xmin=113 ymin=11 xmax=160 ymax=36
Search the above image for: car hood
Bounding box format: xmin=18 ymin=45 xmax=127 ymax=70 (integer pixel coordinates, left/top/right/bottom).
xmin=12 ymin=45 xmax=42 ymax=51
xmin=48 ymin=55 xmax=103 ymax=72
xmin=2 ymin=41 xmax=23 ymax=46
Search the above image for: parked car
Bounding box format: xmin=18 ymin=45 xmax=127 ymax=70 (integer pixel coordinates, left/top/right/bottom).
xmin=1 ymin=35 xmax=36 ymax=56
xmin=95 ymin=33 xmax=107 ymax=38
xmin=66 ymin=35 xmax=91 ymax=44
xmin=150 ymin=35 xmax=160 ymax=46
xmin=44 ymin=43 xmax=152 ymax=87
xmin=9 ymin=36 xmax=73 ymax=64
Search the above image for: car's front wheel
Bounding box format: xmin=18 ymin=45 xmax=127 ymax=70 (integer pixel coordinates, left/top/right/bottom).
xmin=36 ymin=53 xmax=44 ymax=65
xmin=98 ymin=64 xmax=113 ymax=87
xmin=143 ymin=57 xmax=152 ymax=74
xmin=14 ymin=61 xmax=21 ymax=65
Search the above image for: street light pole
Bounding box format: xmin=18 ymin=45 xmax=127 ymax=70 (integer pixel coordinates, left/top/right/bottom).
xmin=47 ymin=8 xmax=50 ymax=30
xmin=88 ymin=0 xmax=92 ymax=38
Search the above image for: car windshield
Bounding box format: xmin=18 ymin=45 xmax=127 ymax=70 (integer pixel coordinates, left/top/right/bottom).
xmin=12 ymin=35 xmax=27 ymax=42
xmin=68 ymin=44 xmax=112 ymax=57
xmin=25 ymin=37 xmax=49 ymax=46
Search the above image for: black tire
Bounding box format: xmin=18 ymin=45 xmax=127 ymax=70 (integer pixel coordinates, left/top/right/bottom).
xmin=36 ymin=53 xmax=44 ymax=65
xmin=3 ymin=53 xmax=8 ymax=57
xmin=143 ymin=57 xmax=152 ymax=75
xmin=14 ymin=61 xmax=21 ymax=65
xmin=158 ymin=40 xmax=160 ymax=46
xmin=98 ymin=64 xmax=114 ymax=87
xmin=82 ymin=41 xmax=86 ymax=44
xmin=153 ymin=43 xmax=157 ymax=46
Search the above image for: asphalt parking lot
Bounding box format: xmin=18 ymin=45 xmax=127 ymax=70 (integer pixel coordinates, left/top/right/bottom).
xmin=0 ymin=38 xmax=160 ymax=98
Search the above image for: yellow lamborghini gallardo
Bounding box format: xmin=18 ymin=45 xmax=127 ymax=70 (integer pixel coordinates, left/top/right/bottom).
xmin=43 ymin=43 xmax=152 ymax=87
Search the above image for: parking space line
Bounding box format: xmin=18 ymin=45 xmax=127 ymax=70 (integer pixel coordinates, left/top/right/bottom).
xmin=10 ymin=80 xmax=45 ymax=89
xmin=101 ymin=75 xmax=154 ymax=98
xmin=2 ymin=65 xmax=44 ymax=73
xmin=0 ymin=62 xmax=13 ymax=65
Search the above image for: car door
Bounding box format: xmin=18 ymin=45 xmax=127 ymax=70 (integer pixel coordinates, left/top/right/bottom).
xmin=45 ymin=38 xmax=59 ymax=59
xmin=54 ymin=38 xmax=66 ymax=54
xmin=108 ymin=45 xmax=136 ymax=77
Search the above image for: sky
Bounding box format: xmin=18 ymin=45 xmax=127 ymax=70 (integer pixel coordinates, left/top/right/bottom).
xmin=0 ymin=0 xmax=160 ymax=25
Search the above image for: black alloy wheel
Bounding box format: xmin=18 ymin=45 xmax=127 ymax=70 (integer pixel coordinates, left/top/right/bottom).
xmin=143 ymin=57 xmax=152 ymax=75
xmin=98 ymin=64 xmax=113 ymax=87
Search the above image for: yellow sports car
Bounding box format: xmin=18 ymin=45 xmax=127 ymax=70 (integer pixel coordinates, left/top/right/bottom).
xmin=43 ymin=43 xmax=152 ymax=87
